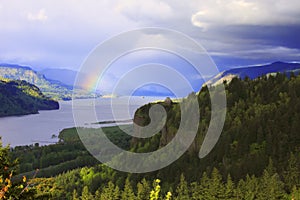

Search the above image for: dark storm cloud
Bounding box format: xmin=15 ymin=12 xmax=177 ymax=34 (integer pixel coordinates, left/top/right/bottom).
xmin=1 ymin=0 xmax=300 ymax=93
xmin=222 ymin=25 xmax=300 ymax=49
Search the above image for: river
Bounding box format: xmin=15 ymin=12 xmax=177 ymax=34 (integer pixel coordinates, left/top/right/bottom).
xmin=0 ymin=96 xmax=162 ymax=147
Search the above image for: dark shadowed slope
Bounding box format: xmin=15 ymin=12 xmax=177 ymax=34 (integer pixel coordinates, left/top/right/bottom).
xmin=0 ymin=78 xmax=59 ymax=117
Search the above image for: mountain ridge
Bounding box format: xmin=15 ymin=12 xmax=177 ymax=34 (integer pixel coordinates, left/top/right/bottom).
xmin=0 ymin=64 xmax=99 ymax=100
xmin=0 ymin=78 xmax=59 ymax=117
xmin=39 ymin=68 xmax=78 ymax=87
xmin=205 ymin=61 xmax=300 ymax=86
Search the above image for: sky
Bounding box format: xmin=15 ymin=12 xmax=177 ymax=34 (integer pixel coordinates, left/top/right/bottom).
xmin=0 ymin=0 xmax=300 ymax=95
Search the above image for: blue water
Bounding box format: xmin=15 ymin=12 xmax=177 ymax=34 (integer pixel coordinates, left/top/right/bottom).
xmin=0 ymin=97 xmax=163 ymax=147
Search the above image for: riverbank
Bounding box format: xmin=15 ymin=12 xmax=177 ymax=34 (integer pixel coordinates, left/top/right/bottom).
xmin=0 ymin=97 xmax=163 ymax=147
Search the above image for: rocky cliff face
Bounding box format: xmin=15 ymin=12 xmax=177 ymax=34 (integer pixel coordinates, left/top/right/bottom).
xmin=131 ymin=97 xmax=197 ymax=152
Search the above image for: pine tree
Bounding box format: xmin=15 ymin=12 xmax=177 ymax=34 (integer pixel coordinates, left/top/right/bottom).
xmin=190 ymin=182 xmax=201 ymax=200
xmin=175 ymin=174 xmax=189 ymax=200
xmin=266 ymin=158 xmax=276 ymax=175
xmin=114 ymin=186 xmax=120 ymax=200
xmin=94 ymin=189 xmax=101 ymax=199
xmin=72 ymin=189 xmax=79 ymax=200
xmin=284 ymin=153 xmax=300 ymax=192
xmin=100 ymin=181 xmax=119 ymax=200
xmin=137 ymin=178 xmax=150 ymax=200
xmin=121 ymin=177 xmax=136 ymax=200
xmin=224 ymin=174 xmax=235 ymax=199
xmin=209 ymin=168 xmax=225 ymax=199
xmin=198 ymin=172 xmax=210 ymax=199
xmin=291 ymin=186 xmax=300 ymax=200
xmin=237 ymin=175 xmax=258 ymax=200
xmin=81 ymin=186 xmax=94 ymax=200
xmin=236 ymin=179 xmax=245 ymax=199
xmin=257 ymin=169 xmax=285 ymax=200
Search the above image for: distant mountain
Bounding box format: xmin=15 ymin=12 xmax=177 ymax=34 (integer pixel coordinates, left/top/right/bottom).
xmin=205 ymin=61 xmax=300 ymax=86
xmin=0 ymin=64 xmax=99 ymax=100
xmin=0 ymin=78 xmax=59 ymax=117
xmin=39 ymin=68 xmax=78 ymax=87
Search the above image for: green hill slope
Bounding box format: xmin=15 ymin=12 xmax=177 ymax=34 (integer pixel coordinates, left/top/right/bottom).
xmin=11 ymin=72 xmax=300 ymax=199
xmin=0 ymin=64 xmax=99 ymax=100
xmin=0 ymin=78 xmax=59 ymax=117
xmin=132 ymin=73 xmax=300 ymax=180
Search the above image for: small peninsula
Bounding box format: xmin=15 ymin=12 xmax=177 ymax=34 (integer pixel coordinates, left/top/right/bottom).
xmin=0 ymin=78 xmax=59 ymax=117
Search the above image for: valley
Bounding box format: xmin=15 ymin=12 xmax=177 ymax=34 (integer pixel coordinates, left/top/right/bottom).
xmin=0 ymin=64 xmax=100 ymax=100
xmin=1 ymin=68 xmax=300 ymax=199
xmin=1 ymin=1 xmax=299 ymax=199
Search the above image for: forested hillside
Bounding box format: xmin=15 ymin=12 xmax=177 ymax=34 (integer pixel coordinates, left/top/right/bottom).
xmin=3 ymin=72 xmax=300 ymax=199
xmin=0 ymin=64 xmax=100 ymax=100
xmin=0 ymin=78 xmax=59 ymax=117
xmin=132 ymin=72 xmax=300 ymax=181
xmin=205 ymin=61 xmax=300 ymax=86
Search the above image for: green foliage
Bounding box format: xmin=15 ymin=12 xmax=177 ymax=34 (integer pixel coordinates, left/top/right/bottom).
xmin=0 ymin=66 xmax=99 ymax=100
xmin=26 ymin=163 xmax=300 ymax=199
xmin=174 ymin=174 xmax=188 ymax=200
xmin=0 ymin=139 xmax=35 ymax=199
xmin=284 ymin=153 xmax=300 ymax=192
xmin=132 ymin=73 xmax=300 ymax=182
xmin=72 ymin=189 xmax=79 ymax=200
xmin=7 ymin=72 xmax=300 ymax=199
xmin=137 ymin=179 xmax=151 ymax=200
xmin=122 ymin=177 xmax=136 ymax=200
xmin=224 ymin=175 xmax=235 ymax=200
xmin=0 ymin=78 xmax=58 ymax=117
xmin=11 ymin=126 xmax=132 ymax=178
xmin=80 ymin=186 xmax=94 ymax=200
xmin=98 ymin=181 xmax=119 ymax=200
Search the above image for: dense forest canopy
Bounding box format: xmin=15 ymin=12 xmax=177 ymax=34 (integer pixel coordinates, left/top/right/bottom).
xmin=0 ymin=78 xmax=59 ymax=117
xmin=2 ymin=72 xmax=300 ymax=199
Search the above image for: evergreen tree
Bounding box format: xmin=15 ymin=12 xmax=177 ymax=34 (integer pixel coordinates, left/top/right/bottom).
xmin=284 ymin=153 xmax=300 ymax=192
xmin=291 ymin=186 xmax=300 ymax=200
xmin=72 ymin=189 xmax=79 ymax=200
xmin=209 ymin=168 xmax=225 ymax=199
xmin=94 ymin=189 xmax=101 ymax=199
xmin=81 ymin=186 xmax=94 ymax=200
xmin=257 ymin=170 xmax=285 ymax=200
xmin=137 ymin=178 xmax=150 ymax=200
xmin=175 ymin=174 xmax=189 ymax=200
xmin=121 ymin=177 xmax=136 ymax=200
xmin=198 ymin=172 xmax=210 ymax=199
xmin=100 ymin=181 xmax=120 ymax=200
xmin=237 ymin=175 xmax=258 ymax=200
xmin=114 ymin=186 xmax=120 ymax=200
xmin=235 ymin=179 xmax=244 ymax=199
xmin=190 ymin=181 xmax=201 ymax=200
xmin=224 ymin=174 xmax=235 ymax=200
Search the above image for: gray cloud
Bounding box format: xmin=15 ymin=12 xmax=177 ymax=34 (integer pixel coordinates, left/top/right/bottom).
xmin=0 ymin=0 xmax=299 ymax=93
xmin=191 ymin=0 xmax=300 ymax=28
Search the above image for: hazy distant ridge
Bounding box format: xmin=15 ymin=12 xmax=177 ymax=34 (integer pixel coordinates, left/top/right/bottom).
xmin=0 ymin=64 xmax=99 ymax=100
xmin=205 ymin=61 xmax=300 ymax=86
